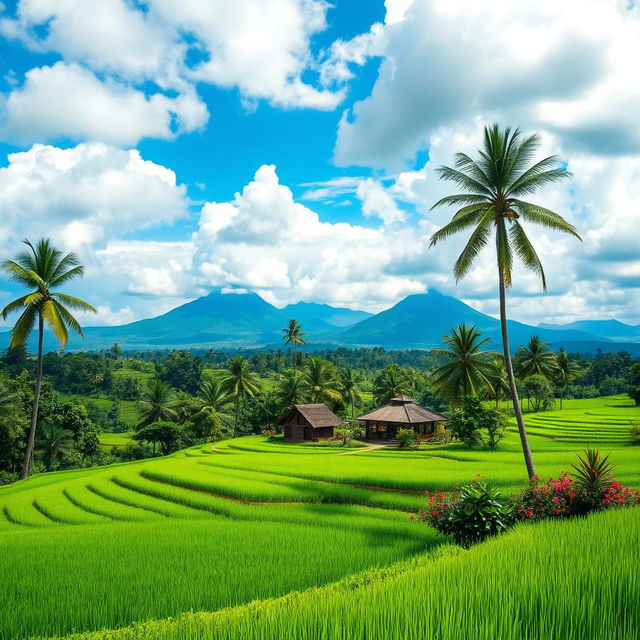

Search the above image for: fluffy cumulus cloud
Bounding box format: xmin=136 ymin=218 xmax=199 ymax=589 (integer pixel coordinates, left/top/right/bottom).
xmin=333 ymin=0 xmax=640 ymax=167
xmin=192 ymin=165 xmax=429 ymax=310
xmin=0 ymin=0 xmax=341 ymax=144
xmin=0 ymin=143 xmax=192 ymax=325
xmin=0 ymin=142 xmax=188 ymax=251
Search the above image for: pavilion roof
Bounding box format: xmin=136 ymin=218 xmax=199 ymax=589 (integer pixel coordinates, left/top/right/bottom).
xmin=356 ymin=398 xmax=446 ymax=424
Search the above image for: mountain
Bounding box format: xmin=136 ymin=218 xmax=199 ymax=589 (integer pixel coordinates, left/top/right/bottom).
xmin=337 ymin=290 xmax=607 ymax=351
xmin=539 ymin=319 xmax=640 ymax=343
xmin=280 ymin=302 xmax=372 ymax=332
xmin=2 ymin=288 xmax=637 ymax=355
xmin=0 ymin=292 xmax=371 ymax=352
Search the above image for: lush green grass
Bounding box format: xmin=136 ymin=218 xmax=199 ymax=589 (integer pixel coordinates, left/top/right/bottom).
xmin=111 ymin=369 xmax=154 ymax=384
xmin=0 ymin=394 xmax=638 ymax=639
xmin=63 ymin=394 xmax=139 ymax=426
xmin=99 ymin=431 xmax=136 ymax=448
xmin=59 ymin=507 xmax=640 ymax=640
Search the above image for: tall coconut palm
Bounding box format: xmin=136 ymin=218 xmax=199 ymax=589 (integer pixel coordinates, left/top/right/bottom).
xmin=282 ymin=319 xmax=306 ymax=369
xmin=430 ymin=324 xmax=501 ymax=406
xmin=429 ymin=125 xmax=581 ymax=478
xmin=338 ymin=367 xmax=362 ymax=418
xmin=220 ymin=356 xmax=261 ymax=433
xmin=554 ymin=348 xmax=581 ymax=409
xmin=514 ymin=336 xmax=558 ymax=380
xmin=1 ymin=239 xmax=96 ymax=478
xmin=138 ymin=379 xmax=177 ymax=427
xmin=275 ymin=369 xmax=306 ymax=412
xmin=303 ymin=357 xmax=341 ymax=405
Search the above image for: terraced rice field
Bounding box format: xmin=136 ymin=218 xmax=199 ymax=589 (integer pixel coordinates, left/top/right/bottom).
xmin=0 ymin=395 xmax=638 ymax=639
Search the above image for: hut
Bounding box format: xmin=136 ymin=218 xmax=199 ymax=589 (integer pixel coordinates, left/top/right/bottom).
xmin=277 ymin=403 xmax=341 ymax=442
xmin=356 ymin=395 xmax=446 ymax=441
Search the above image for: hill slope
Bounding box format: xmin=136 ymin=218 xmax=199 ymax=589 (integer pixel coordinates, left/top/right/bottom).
xmin=338 ymin=290 xmax=605 ymax=350
xmin=540 ymin=319 xmax=640 ymax=342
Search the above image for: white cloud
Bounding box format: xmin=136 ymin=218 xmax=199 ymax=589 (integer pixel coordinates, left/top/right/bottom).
xmin=334 ymin=0 xmax=640 ymax=168
xmin=192 ymin=164 xmax=428 ymax=310
xmin=0 ymin=142 xmax=189 ymax=254
xmin=356 ymin=178 xmax=406 ymax=225
xmin=91 ymin=305 xmax=138 ymax=326
xmin=0 ymin=0 xmax=343 ymax=145
xmin=0 ymin=62 xmax=208 ymax=146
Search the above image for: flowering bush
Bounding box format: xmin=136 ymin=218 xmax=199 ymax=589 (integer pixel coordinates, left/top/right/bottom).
xmin=397 ymin=428 xmax=419 ymax=449
xmin=414 ymin=480 xmax=512 ymax=546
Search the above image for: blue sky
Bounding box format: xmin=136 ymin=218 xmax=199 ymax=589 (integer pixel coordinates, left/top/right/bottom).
xmin=0 ymin=0 xmax=639 ymax=327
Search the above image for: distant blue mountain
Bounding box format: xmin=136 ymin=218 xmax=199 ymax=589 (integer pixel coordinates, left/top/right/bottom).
xmin=539 ymin=319 xmax=640 ymax=343
xmin=1 ymin=288 xmax=636 ymax=355
xmin=337 ymin=290 xmax=606 ymax=351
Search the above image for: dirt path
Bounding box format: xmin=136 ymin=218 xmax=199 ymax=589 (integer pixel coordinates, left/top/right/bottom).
xmin=338 ymin=443 xmax=392 ymax=455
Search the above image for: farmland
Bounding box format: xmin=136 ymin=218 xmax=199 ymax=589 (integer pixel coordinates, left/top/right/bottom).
xmin=0 ymin=395 xmax=638 ymax=639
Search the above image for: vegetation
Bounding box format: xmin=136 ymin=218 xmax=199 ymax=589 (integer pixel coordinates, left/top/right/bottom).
xmin=430 ymin=124 xmax=582 ymax=478
xmin=446 ymin=396 xmax=508 ymax=449
xmin=1 ymin=238 xmax=95 ymax=477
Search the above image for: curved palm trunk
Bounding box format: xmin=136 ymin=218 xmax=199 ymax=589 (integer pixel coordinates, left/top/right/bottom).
xmin=498 ymin=273 xmax=536 ymax=479
xmin=22 ymin=314 xmax=44 ymax=478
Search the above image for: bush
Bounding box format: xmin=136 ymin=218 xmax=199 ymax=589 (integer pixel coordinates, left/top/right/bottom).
xmin=415 ymin=480 xmax=512 ymax=546
xmin=630 ymin=422 xmax=640 ymax=443
xmin=522 ymin=375 xmax=554 ymax=412
xmin=446 ymin=396 xmax=507 ymax=449
xmin=397 ymin=428 xmax=419 ymax=449
xmin=0 ymin=470 xmax=18 ymax=485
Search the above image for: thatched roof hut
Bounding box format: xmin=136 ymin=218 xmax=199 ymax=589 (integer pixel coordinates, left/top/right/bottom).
xmin=277 ymin=403 xmax=341 ymax=441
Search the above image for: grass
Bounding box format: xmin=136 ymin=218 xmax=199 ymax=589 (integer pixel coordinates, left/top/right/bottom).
xmin=59 ymin=508 xmax=640 ymax=640
xmin=99 ymin=431 xmax=136 ymax=448
xmin=0 ymin=394 xmax=638 ymax=639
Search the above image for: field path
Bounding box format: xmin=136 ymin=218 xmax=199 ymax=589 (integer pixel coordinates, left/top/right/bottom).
xmin=338 ymin=444 xmax=391 ymax=455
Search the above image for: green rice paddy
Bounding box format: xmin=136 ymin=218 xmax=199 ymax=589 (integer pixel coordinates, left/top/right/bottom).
xmin=0 ymin=395 xmax=638 ymax=639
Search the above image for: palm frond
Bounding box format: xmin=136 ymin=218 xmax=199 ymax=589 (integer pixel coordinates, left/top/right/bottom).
xmin=512 ymin=200 xmax=582 ymax=240
xmin=1 ymin=294 xmax=34 ymax=319
xmin=430 ymin=193 xmax=489 ymax=209
xmin=509 ymin=221 xmax=547 ymax=290
xmin=50 ymin=265 xmax=85 ymax=288
xmin=1 ymin=260 xmax=39 ymax=287
xmin=41 ymin=300 xmax=69 ymax=347
xmin=49 ymin=251 xmax=81 ymax=285
xmin=55 ymin=302 xmax=85 ymax=338
xmin=53 ymin=293 xmax=97 ymax=313
xmin=429 ymin=207 xmax=485 ymax=247
xmin=435 ymin=165 xmax=494 ymax=196
xmin=453 ymin=208 xmax=494 ymax=280
xmin=9 ymin=305 xmax=37 ymax=348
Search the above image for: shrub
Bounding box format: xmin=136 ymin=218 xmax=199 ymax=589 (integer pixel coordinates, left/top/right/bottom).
xmin=0 ymin=470 xmax=18 ymax=485
xmin=629 ymin=421 xmax=640 ymax=443
xmin=261 ymin=428 xmax=276 ymax=437
xmin=334 ymin=427 xmax=355 ymax=446
xmin=522 ymin=375 xmax=554 ymax=412
xmin=446 ymin=396 xmax=507 ymax=449
xmin=415 ymin=480 xmax=512 ymax=546
xmin=397 ymin=428 xmax=419 ymax=449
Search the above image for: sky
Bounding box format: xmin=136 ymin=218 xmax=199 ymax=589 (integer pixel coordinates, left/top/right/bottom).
xmin=0 ymin=0 xmax=639 ymax=328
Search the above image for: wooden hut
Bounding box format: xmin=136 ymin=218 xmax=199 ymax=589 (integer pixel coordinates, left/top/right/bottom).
xmin=277 ymin=404 xmax=341 ymax=441
xmin=356 ymin=395 xmax=446 ymax=441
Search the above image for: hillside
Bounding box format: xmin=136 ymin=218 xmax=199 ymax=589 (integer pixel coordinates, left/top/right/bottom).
xmin=540 ymin=319 xmax=640 ymax=342
xmin=3 ymin=288 xmax=639 ymax=354
xmin=337 ymin=290 xmax=606 ymax=350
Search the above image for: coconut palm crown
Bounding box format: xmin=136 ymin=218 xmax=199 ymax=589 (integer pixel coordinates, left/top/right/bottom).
xmin=429 ymin=125 xmax=582 ymax=479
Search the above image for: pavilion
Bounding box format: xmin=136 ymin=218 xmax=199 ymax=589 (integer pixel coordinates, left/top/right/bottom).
xmin=356 ymin=395 xmax=446 ymax=441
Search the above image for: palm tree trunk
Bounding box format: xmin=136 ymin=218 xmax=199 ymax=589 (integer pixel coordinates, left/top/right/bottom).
xmin=21 ymin=314 xmax=43 ymax=479
xmin=498 ymin=272 xmax=536 ymax=479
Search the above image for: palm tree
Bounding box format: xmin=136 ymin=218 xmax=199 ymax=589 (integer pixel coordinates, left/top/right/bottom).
xmin=282 ymin=319 xmax=306 ymax=369
xmin=1 ymin=238 xmax=96 ymax=478
xmin=429 ymin=125 xmax=581 ymax=478
xmin=275 ymin=369 xmax=306 ymax=412
xmin=430 ymin=324 xmax=501 ymax=406
xmin=554 ymin=348 xmax=581 ymax=409
xmin=514 ymin=336 xmax=558 ymax=379
xmin=37 ymin=422 xmax=74 ymax=471
xmin=486 ymin=357 xmax=511 ymax=407
xmin=193 ymin=377 xmax=233 ymax=438
xmin=338 ymin=367 xmax=362 ymax=418
xmin=138 ymin=379 xmax=177 ymax=427
xmin=220 ymin=356 xmax=261 ymax=433
xmin=372 ymin=366 xmax=413 ymax=404
xmin=302 ymin=357 xmax=341 ymax=405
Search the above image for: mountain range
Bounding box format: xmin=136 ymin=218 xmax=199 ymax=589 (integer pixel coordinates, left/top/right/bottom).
xmin=2 ymin=288 xmax=640 ymax=355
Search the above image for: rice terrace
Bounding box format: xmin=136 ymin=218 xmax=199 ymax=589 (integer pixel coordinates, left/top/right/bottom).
xmin=1 ymin=1 xmax=640 ymax=639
